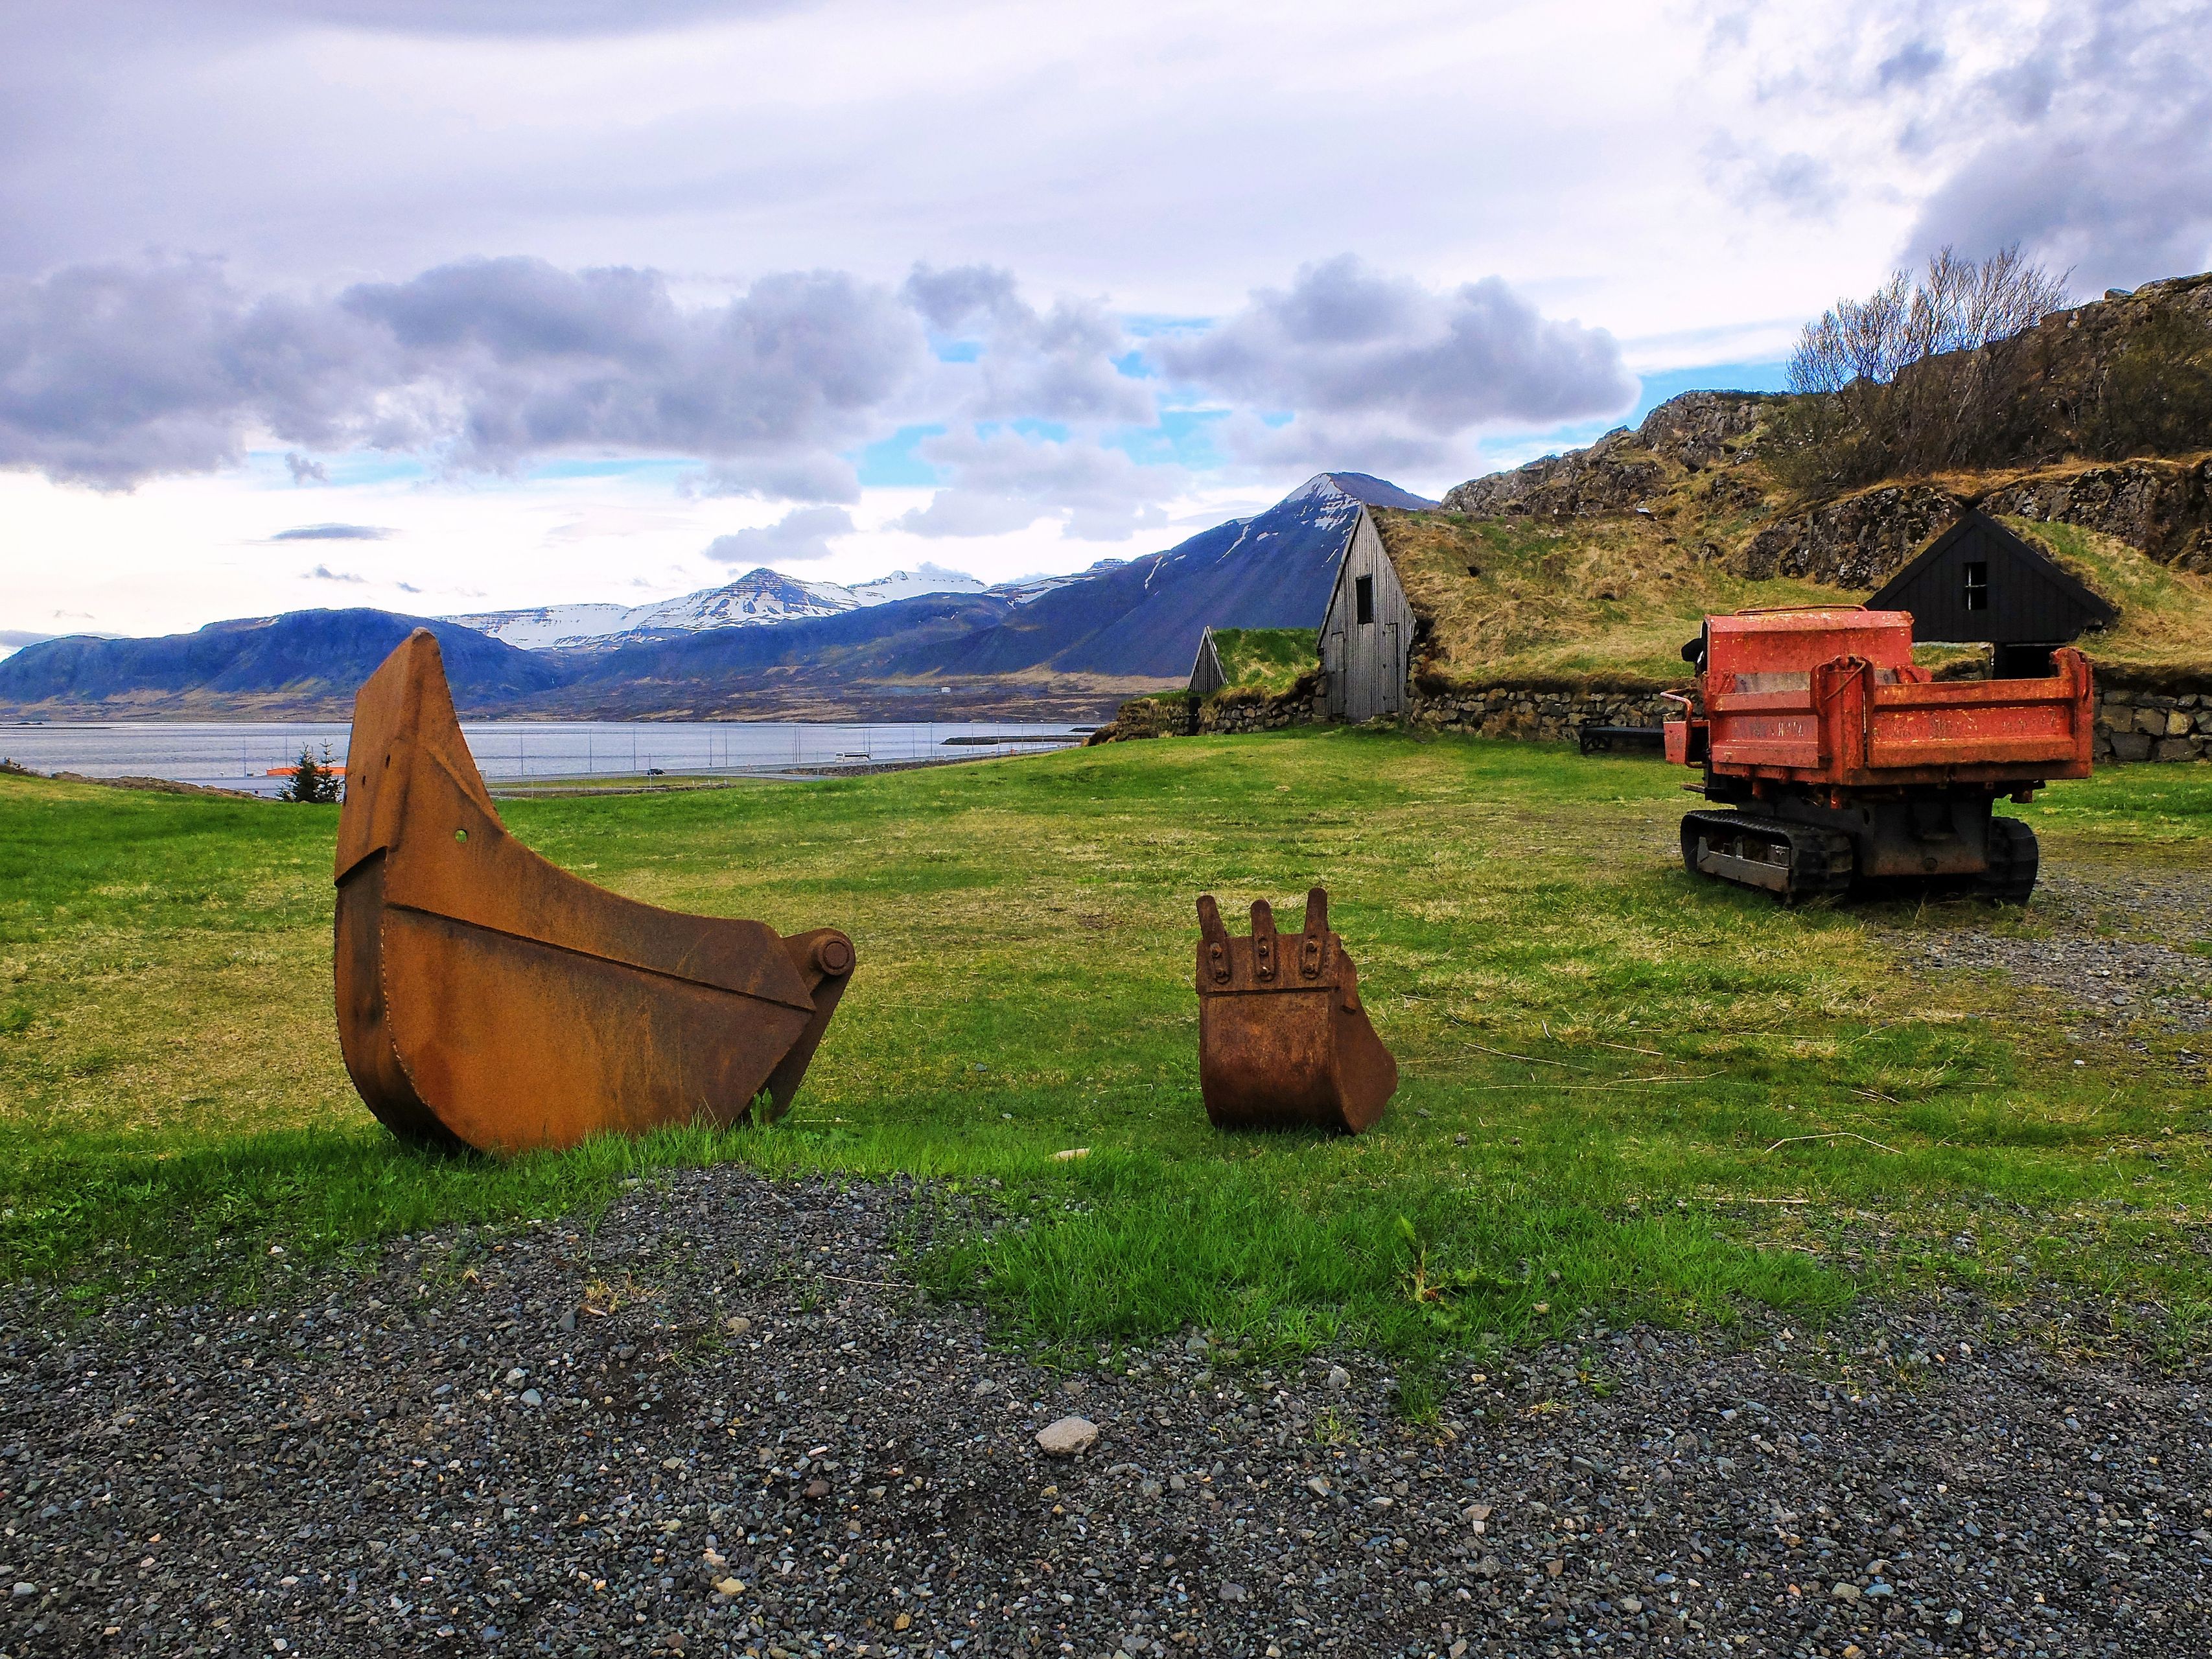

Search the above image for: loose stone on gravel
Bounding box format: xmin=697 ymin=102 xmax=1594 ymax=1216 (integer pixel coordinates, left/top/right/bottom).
xmin=1036 ymin=1416 xmax=1099 ymax=1458
xmin=3 ymin=1164 xmax=2208 ymax=1657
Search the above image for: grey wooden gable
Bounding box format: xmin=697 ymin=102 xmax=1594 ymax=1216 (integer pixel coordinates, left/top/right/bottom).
xmin=1187 ymin=627 xmax=1226 ymax=697
xmin=1319 ymin=507 xmax=1415 ymax=721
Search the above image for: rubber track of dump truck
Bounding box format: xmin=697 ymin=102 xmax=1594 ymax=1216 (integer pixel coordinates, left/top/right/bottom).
xmin=1681 ymin=811 xmax=1855 ymax=905
xmin=1976 ymin=816 xmax=2041 ymax=906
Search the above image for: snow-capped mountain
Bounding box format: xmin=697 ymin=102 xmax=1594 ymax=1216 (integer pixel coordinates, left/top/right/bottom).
xmin=852 ymin=564 xmax=991 ymax=606
xmin=915 ymin=472 xmax=1439 ymax=681
xmin=988 ymin=559 xmax=1130 ymax=606
xmin=5 ymin=469 xmax=1441 ymax=717
xmin=447 ymin=474 xmax=1426 ymax=660
xmin=447 ymin=563 xmax=988 ymax=651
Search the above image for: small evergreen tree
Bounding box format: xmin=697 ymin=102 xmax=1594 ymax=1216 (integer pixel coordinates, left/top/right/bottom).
xmin=281 ymin=742 xmax=340 ymax=804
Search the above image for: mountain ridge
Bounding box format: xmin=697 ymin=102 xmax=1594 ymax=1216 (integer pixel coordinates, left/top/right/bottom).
xmin=448 ymin=563 xmax=994 ymax=651
xmin=0 ymin=471 xmax=1426 ymax=720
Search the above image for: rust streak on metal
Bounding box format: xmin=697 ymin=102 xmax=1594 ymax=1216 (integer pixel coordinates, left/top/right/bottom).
xmin=332 ymin=629 xmax=854 ymax=1155
xmin=1194 ymin=886 xmax=1397 ymax=1135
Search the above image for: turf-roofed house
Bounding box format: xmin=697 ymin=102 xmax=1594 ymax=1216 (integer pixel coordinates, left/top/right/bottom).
xmin=1319 ymin=505 xmax=1421 ymax=721
xmin=1867 ymin=505 xmax=2119 ymax=678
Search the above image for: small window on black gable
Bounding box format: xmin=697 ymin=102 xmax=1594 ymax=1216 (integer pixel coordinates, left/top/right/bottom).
xmin=1962 ymin=560 xmax=1989 ymax=612
xmin=1355 ymin=574 xmax=1375 ymax=625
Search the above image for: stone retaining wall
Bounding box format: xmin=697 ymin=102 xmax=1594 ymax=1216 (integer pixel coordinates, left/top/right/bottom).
xmin=1406 ymin=682 xmax=1681 ymax=741
xmin=1091 ymin=680 xmax=1679 ymax=745
xmin=2096 ymin=683 xmax=2212 ymax=761
xmin=1089 ymin=683 xmax=1327 ymax=741
xmin=1193 ymin=687 xmax=1327 ymax=734
xmin=1096 ymin=672 xmax=2212 ymax=763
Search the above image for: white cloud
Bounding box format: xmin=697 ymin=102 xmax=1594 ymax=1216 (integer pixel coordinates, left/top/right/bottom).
xmin=1158 ymin=257 xmax=1634 ymax=430
xmin=902 ymin=263 xmax=1152 ymax=427
xmin=1 ymin=0 xmax=2200 ymax=635
xmin=892 ymin=427 xmax=1179 ymax=542
xmin=0 ymin=256 xmax=924 ymax=496
xmin=1697 ymin=0 xmax=2212 ymax=293
xmin=703 ymin=504 xmax=853 ymax=563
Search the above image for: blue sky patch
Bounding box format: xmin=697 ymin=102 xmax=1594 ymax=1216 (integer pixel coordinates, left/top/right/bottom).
xmin=1102 ymin=409 xmax=1228 ymax=470
xmin=854 ymin=424 xmax=949 ymax=489
xmin=1627 ymin=358 xmax=1791 ymax=424
xmin=1120 ymin=312 xmax=1214 ymax=340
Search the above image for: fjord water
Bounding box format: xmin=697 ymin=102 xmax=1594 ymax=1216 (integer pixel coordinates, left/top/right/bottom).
xmin=0 ymin=719 xmax=1088 ymax=795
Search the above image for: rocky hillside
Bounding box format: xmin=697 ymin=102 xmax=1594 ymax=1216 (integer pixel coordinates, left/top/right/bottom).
xmin=1738 ymin=456 xmax=2212 ymax=586
xmin=1441 ymin=391 xmax=1780 ymax=519
xmin=1902 ymin=269 xmax=2212 ymax=467
xmin=1421 ymin=273 xmax=2212 ymax=684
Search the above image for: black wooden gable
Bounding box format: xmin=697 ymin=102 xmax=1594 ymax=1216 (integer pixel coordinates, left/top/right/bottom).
xmin=1867 ymin=508 xmax=2115 ymax=648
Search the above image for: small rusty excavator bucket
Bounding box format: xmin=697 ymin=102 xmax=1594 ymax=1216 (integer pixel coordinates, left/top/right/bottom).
xmin=1195 ymin=887 xmax=1397 ymax=1133
xmin=332 ymin=629 xmax=855 ymax=1155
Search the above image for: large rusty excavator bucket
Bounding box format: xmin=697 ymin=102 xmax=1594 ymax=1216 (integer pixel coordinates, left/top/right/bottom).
xmin=1195 ymin=887 xmax=1397 ymax=1134
xmin=332 ymin=630 xmax=855 ymax=1155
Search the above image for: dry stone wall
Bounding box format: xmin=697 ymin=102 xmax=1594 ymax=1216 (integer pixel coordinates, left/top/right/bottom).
xmin=1095 ymin=670 xmax=2210 ymax=765
xmin=1406 ymin=682 xmax=1679 ymax=740
xmin=1084 ymin=688 xmax=1323 ymax=742
xmin=1195 ymin=687 xmax=1326 ymax=734
xmin=2095 ymin=682 xmax=2212 ymax=762
xmin=1091 ymin=680 xmax=1680 ymax=745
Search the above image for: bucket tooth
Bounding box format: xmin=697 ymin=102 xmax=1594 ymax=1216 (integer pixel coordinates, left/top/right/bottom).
xmin=1194 ymin=886 xmax=1398 ymax=1134
xmin=332 ymin=629 xmax=855 ymax=1155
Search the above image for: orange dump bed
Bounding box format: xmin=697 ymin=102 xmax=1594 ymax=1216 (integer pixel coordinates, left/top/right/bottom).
xmin=1664 ymin=609 xmax=2094 ymax=788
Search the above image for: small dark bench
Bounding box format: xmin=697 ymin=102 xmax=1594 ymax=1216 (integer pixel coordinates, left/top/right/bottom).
xmin=1578 ymin=723 xmax=1667 ymax=756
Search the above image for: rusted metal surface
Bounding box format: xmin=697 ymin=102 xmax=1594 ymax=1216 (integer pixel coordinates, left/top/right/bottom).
xmin=333 ymin=629 xmax=854 ymax=1155
xmin=1194 ymin=887 xmax=1397 ymax=1134
xmin=1677 ymin=609 xmax=2094 ymax=787
xmin=1666 ymin=607 xmax=2093 ymax=903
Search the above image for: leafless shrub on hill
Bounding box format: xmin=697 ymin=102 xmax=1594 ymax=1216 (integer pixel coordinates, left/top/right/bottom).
xmin=2088 ymin=303 xmax=2212 ymax=460
xmin=1771 ymin=245 xmax=2071 ymax=491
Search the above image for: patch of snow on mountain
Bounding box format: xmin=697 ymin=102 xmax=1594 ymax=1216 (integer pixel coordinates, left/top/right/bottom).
xmin=848 ymin=564 xmax=988 ymax=605
xmin=625 ymin=569 xmax=850 ymax=634
xmin=442 ymin=602 xmax=638 ymax=650
xmin=447 ymin=562 xmax=988 ymax=649
xmin=990 ymin=559 xmax=1130 ymax=605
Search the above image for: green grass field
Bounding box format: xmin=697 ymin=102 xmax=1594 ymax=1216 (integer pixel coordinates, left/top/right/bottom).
xmin=1207 ymin=627 xmax=1321 ymax=695
xmin=4 ymin=732 xmax=2209 ymax=1391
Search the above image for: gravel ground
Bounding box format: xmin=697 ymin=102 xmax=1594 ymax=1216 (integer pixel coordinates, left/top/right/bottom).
xmin=1883 ymin=861 xmax=2212 ymax=1051
xmin=4 ymin=1168 xmax=2209 ymax=1659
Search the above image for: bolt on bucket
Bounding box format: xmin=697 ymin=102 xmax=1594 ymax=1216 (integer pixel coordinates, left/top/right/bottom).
xmin=1194 ymin=887 xmax=1397 ymax=1134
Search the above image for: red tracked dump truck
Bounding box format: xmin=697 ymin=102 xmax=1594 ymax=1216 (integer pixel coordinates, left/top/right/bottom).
xmin=1663 ymin=607 xmax=2094 ymax=904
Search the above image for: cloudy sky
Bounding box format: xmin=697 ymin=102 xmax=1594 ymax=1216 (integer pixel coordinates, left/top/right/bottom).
xmin=2 ymin=0 xmax=2206 ymax=646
